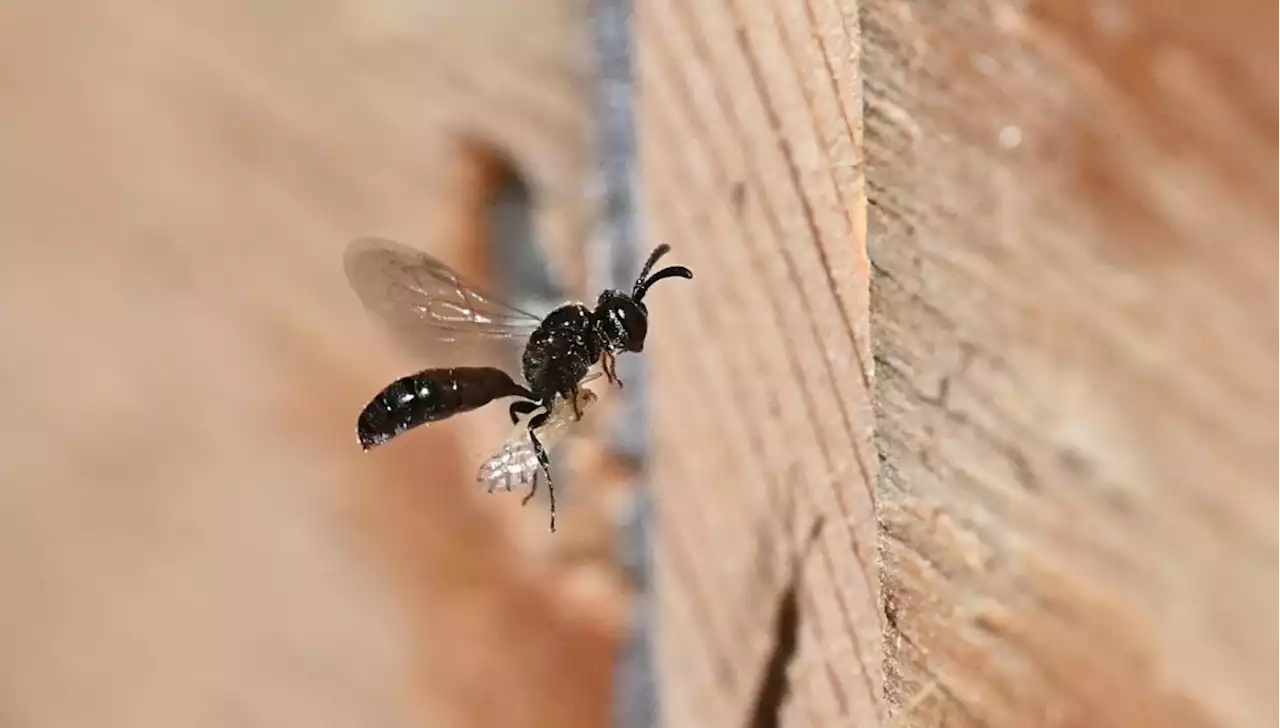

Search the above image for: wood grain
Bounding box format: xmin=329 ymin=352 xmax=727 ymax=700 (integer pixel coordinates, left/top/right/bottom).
xmin=864 ymin=1 xmax=1276 ymax=727
xmin=640 ymin=1 xmax=880 ymax=726
xmin=0 ymin=2 xmax=625 ymax=727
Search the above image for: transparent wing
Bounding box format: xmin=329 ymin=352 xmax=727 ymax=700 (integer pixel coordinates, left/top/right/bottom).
xmin=344 ymin=237 xmax=543 ymax=364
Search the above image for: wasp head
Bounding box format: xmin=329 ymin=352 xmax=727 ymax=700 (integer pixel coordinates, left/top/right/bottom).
xmin=593 ymin=244 xmax=692 ymax=354
xmin=595 ymin=289 xmax=649 ymax=353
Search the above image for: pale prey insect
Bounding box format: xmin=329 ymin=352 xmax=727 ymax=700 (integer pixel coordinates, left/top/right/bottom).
xmin=477 ymin=380 xmax=599 ymax=496
xmin=344 ymin=237 xmax=692 ymax=531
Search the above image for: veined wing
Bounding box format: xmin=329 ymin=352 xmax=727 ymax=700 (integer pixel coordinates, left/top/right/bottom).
xmin=344 ymin=236 xmax=542 ymax=364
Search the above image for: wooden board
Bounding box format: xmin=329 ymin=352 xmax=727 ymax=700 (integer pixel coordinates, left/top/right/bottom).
xmin=0 ymin=2 xmax=628 ymax=727
xmin=863 ymin=1 xmax=1277 ymax=727
xmin=640 ymin=1 xmax=881 ymax=726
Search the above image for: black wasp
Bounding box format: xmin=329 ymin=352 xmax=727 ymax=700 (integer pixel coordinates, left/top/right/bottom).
xmin=344 ymin=237 xmax=692 ymax=532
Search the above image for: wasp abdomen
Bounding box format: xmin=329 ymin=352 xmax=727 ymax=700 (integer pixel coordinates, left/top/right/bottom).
xmin=357 ymin=366 xmax=530 ymax=451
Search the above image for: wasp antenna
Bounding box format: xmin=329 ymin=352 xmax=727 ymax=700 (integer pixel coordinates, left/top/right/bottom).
xmin=632 ymin=244 xmax=674 ymax=297
xmin=636 ymin=264 xmax=693 ymax=302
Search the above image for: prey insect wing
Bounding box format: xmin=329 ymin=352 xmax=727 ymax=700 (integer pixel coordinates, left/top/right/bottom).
xmin=344 ymin=237 xmax=542 ymax=365
xmin=477 ymin=380 xmax=599 ymax=495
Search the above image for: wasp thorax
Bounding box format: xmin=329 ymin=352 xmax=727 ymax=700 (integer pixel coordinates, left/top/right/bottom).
xmin=595 ymin=290 xmax=649 ymax=353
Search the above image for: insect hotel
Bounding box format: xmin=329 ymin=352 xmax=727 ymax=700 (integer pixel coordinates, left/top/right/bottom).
xmin=0 ymin=1 xmax=1271 ymax=728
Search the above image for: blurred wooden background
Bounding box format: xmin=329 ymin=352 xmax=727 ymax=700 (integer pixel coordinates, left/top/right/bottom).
xmin=0 ymin=2 xmax=631 ymax=727
xmin=1 ymin=1 xmax=1274 ymax=728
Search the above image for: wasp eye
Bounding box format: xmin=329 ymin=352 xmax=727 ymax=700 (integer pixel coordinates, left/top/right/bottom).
xmin=619 ymin=304 xmax=648 ymax=351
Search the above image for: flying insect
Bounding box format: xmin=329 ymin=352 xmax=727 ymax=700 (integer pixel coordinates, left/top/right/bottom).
xmin=344 ymin=237 xmax=692 ymax=531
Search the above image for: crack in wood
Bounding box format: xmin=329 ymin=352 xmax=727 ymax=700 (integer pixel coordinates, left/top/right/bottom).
xmin=743 ymin=516 xmax=826 ymax=728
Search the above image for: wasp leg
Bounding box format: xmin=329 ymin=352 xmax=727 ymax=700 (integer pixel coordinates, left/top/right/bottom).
xmin=601 ymin=351 xmax=624 ymax=389
xmin=521 ymin=410 xmax=556 ymax=532
xmin=562 ymin=384 xmax=584 ymax=421
xmin=509 ymin=398 xmax=541 ymax=425
xmin=601 ymin=352 xmax=615 ymax=384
